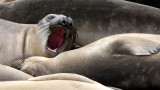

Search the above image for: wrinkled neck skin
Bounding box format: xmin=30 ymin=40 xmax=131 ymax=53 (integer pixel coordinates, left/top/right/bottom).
xmin=24 ymin=25 xmax=50 ymax=58
xmin=0 ymin=19 xmax=51 ymax=66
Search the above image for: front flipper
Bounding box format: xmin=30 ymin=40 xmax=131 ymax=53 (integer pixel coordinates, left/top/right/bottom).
xmin=105 ymin=37 xmax=160 ymax=55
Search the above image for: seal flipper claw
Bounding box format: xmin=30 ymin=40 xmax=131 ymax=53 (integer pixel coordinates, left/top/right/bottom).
xmin=107 ymin=37 xmax=160 ymax=56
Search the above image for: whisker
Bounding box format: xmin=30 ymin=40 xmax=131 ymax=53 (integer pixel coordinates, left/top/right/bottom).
xmin=36 ymin=27 xmax=49 ymax=38
xmin=35 ymin=24 xmax=50 ymax=50
xmin=38 ymin=23 xmax=50 ymax=29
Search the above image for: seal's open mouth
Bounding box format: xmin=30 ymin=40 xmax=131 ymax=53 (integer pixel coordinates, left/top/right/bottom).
xmin=47 ymin=28 xmax=66 ymax=54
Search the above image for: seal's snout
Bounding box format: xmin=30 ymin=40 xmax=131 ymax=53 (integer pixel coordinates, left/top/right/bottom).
xmin=60 ymin=17 xmax=73 ymax=28
xmin=49 ymin=17 xmax=73 ymax=31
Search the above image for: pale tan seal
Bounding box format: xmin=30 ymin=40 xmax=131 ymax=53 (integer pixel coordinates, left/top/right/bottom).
xmin=0 ymin=73 xmax=120 ymax=90
xmin=0 ymin=14 xmax=76 ymax=66
xmin=20 ymin=33 xmax=160 ymax=89
xmin=0 ymin=64 xmax=32 ymax=81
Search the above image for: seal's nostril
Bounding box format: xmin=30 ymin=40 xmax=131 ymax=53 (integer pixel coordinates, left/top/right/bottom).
xmin=62 ymin=20 xmax=67 ymax=25
xmin=69 ymin=23 xmax=72 ymax=27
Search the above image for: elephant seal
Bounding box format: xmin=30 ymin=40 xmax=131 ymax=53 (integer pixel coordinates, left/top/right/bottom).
xmin=0 ymin=64 xmax=32 ymax=81
xmin=1 ymin=0 xmax=160 ymax=46
xmin=20 ymin=33 xmax=160 ymax=90
xmin=0 ymin=14 xmax=76 ymax=66
xmin=0 ymin=73 xmax=119 ymax=90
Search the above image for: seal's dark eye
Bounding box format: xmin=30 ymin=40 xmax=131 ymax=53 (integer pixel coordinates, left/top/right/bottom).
xmin=48 ymin=16 xmax=55 ymax=20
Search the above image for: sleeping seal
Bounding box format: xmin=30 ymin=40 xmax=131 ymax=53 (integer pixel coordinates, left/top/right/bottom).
xmin=0 ymin=73 xmax=120 ymax=90
xmin=21 ymin=33 xmax=160 ymax=90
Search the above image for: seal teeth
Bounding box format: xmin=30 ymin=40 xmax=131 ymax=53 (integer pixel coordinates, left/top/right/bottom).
xmin=48 ymin=47 xmax=57 ymax=53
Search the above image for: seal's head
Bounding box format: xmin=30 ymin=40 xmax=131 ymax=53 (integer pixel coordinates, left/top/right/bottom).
xmin=37 ymin=14 xmax=76 ymax=56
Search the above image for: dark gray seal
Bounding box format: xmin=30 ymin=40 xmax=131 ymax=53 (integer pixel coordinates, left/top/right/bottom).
xmin=1 ymin=0 xmax=160 ymax=46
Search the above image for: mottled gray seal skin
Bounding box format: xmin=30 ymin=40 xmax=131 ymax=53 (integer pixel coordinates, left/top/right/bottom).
xmin=0 ymin=64 xmax=32 ymax=81
xmin=21 ymin=33 xmax=160 ymax=90
xmin=1 ymin=0 xmax=160 ymax=46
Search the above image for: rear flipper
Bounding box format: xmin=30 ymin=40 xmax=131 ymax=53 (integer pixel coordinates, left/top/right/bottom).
xmin=104 ymin=36 xmax=160 ymax=55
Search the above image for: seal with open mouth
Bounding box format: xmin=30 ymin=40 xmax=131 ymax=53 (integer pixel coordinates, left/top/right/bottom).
xmin=0 ymin=14 xmax=76 ymax=66
xmin=38 ymin=14 xmax=76 ymax=56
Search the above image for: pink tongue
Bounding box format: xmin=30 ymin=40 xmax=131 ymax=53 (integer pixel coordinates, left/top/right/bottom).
xmin=48 ymin=28 xmax=65 ymax=50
